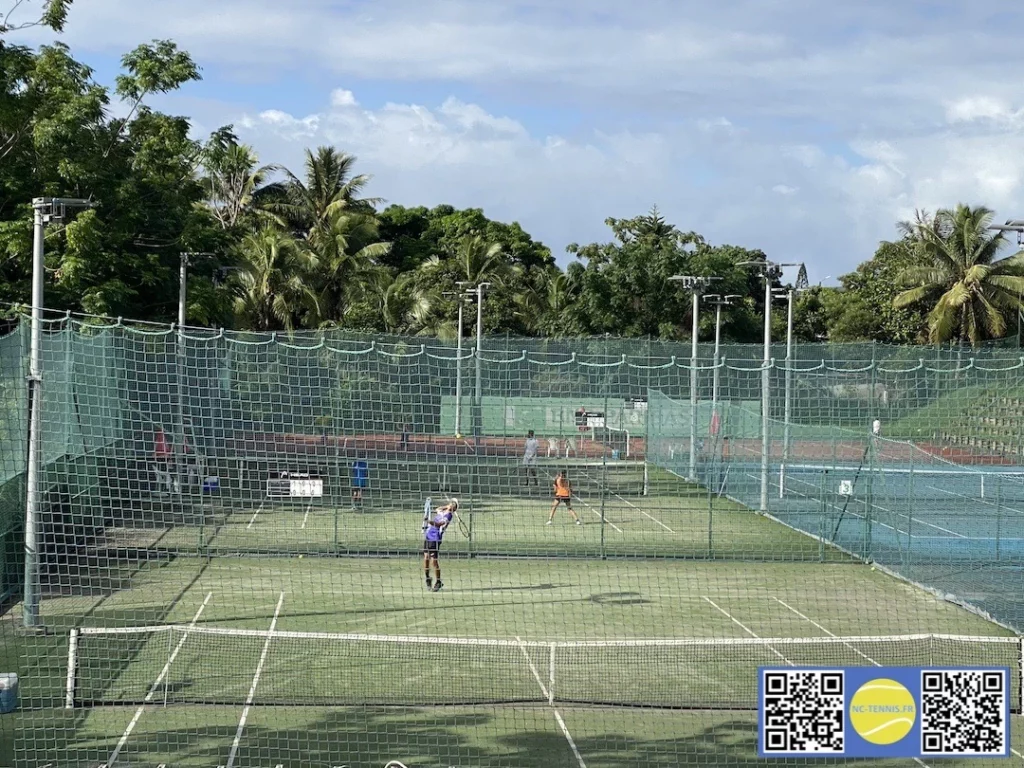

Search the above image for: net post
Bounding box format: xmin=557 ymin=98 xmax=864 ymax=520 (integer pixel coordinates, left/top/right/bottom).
xmin=65 ymin=629 xmax=79 ymax=709
xmin=163 ymin=628 xmax=173 ymax=707
xmin=548 ymin=643 xmax=556 ymax=705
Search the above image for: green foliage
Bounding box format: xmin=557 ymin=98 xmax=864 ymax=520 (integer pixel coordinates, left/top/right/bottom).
xmin=4 ymin=11 xmax=1024 ymax=345
xmin=564 ymin=209 xmax=768 ymax=341
xmin=826 ymin=239 xmax=929 ymax=343
xmin=0 ymin=0 xmax=73 ymax=34
xmin=893 ymin=205 xmax=1024 ymax=345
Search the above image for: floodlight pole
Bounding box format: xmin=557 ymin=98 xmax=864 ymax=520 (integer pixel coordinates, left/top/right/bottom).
xmin=445 ymin=283 xmax=470 ymax=437
xmin=776 ymin=285 xmax=802 ymax=498
xmin=175 ymin=252 xmax=213 ymax=492
xmin=761 ymin=274 xmax=772 ymax=513
xmin=24 ymin=197 xmax=94 ymax=630
xmin=739 ymin=260 xmax=796 ymax=513
xmin=706 ymin=295 xmax=740 ymax=410
xmin=455 ymin=296 xmax=465 ymax=436
xmin=670 ymin=276 xmax=720 ymax=480
xmin=472 ymin=283 xmax=490 ymax=447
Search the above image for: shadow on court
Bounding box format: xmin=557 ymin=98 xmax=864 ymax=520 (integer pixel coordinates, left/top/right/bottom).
xmin=25 ymin=705 xmax=984 ymax=768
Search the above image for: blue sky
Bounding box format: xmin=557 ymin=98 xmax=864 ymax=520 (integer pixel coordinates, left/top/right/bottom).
xmin=12 ymin=0 xmax=1024 ymax=282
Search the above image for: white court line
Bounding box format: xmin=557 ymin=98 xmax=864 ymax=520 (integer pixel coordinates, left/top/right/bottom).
xmin=552 ymin=711 xmax=588 ymax=768
xmin=925 ymin=484 xmax=1024 ymax=526
xmin=701 ymin=597 xmax=791 ymax=666
xmin=868 ymin=500 xmax=966 ymax=539
xmin=301 ymin=500 xmax=312 ymax=530
xmin=781 ymin=473 xmax=966 ymax=539
xmin=606 ymin=490 xmax=675 ymax=533
xmin=772 ymin=597 xmax=878 ymax=666
xmin=226 ymin=591 xmax=285 ymax=768
xmin=572 ymin=494 xmax=623 ymax=533
xmin=516 ymin=636 xmax=587 ymax=768
xmin=516 ymin=636 xmax=550 ymax=701
xmin=246 ymin=500 xmax=265 ymax=529
xmin=708 ymin=590 xmax=938 ymax=768
xmin=105 ymin=592 xmax=213 ymax=767
xmin=777 ymin=596 xmax=936 ymax=768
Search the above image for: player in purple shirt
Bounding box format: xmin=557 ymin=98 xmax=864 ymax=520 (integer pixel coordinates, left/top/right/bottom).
xmin=423 ymin=498 xmax=458 ymax=592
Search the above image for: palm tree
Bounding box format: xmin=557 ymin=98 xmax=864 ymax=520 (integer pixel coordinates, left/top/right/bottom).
xmin=231 ymin=227 xmax=319 ymax=331
xmin=514 ymin=271 xmax=573 ymax=335
xmin=374 ymin=273 xmax=424 ymax=333
xmin=201 ymin=132 xmax=272 ymax=230
xmin=306 ymin=209 xmax=391 ymax=326
xmin=410 ymin=234 xmax=508 ymax=337
xmin=894 ymin=205 xmax=1024 ymax=345
xmin=265 ymin=146 xmax=382 ymax=237
xmin=444 ymin=234 xmax=506 ymax=285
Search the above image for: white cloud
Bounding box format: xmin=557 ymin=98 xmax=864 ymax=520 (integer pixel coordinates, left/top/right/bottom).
xmin=12 ymin=0 xmax=1024 ymax=282
xmin=330 ymin=89 xmax=358 ymax=108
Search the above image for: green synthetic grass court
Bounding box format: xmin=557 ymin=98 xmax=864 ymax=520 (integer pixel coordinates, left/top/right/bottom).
xmin=9 ymin=556 xmax=1023 ymax=767
xmin=150 ymin=478 xmax=830 ymax=561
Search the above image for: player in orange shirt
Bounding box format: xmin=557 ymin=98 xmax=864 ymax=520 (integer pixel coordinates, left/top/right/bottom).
xmin=547 ymin=471 xmax=581 ymax=525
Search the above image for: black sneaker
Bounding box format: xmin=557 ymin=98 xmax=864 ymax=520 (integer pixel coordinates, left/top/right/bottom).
xmin=433 ymin=580 xmax=444 ymax=592
xmin=425 ymin=578 xmax=432 ymax=590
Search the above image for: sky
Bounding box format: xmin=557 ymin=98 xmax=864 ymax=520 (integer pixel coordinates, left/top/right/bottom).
xmin=11 ymin=0 xmax=1024 ymax=283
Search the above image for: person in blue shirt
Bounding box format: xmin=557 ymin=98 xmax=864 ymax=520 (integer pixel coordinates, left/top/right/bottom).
xmin=351 ymin=459 xmax=368 ymax=508
xmin=423 ymin=498 xmax=458 ymax=592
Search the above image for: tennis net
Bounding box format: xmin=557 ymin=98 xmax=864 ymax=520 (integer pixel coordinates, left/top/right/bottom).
xmin=67 ymin=625 xmax=1023 ymax=711
xmin=224 ymin=456 xmax=650 ymax=500
xmin=590 ymin=425 xmax=631 ymax=458
xmin=780 ymin=463 xmax=1024 ymax=507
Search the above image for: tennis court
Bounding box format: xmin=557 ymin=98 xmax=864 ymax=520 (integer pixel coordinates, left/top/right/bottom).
xmin=714 ymin=460 xmax=1024 ymax=558
xmin=7 ymin=322 xmax=1024 ymax=767
xmin=17 ymin=556 xmax=1024 ymax=767
xmin=102 ymin=457 xmax=830 ymax=561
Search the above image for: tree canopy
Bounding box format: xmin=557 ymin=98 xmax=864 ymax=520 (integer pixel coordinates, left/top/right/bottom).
xmin=3 ymin=12 xmax=1024 ymax=347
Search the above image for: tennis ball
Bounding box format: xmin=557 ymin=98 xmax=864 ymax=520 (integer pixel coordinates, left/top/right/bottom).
xmin=298 ymin=554 xmax=304 ymax=559
xmin=849 ymin=678 xmax=915 ymax=745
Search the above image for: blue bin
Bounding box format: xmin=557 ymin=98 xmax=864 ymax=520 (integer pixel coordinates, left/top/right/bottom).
xmin=0 ymin=673 xmax=18 ymax=714
xmin=611 ymin=449 xmax=620 ymax=461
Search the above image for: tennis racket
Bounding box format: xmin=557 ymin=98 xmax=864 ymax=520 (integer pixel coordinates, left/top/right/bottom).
xmin=450 ymin=498 xmax=471 ymax=538
xmin=422 ymin=497 xmax=432 ymax=535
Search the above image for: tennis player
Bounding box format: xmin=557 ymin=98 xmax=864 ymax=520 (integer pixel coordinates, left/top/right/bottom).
xmin=522 ymin=430 xmax=540 ymax=486
xmin=423 ymin=498 xmax=458 ymax=591
xmin=151 ymin=428 xmax=174 ymax=499
xmin=547 ymin=471 xmax=581 ymax=525
xmin=351 ymin=458 xmax=368 ymax=508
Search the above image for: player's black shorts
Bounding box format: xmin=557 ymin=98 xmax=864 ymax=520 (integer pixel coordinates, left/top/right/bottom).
xmin=423 ymin=539 xmax=441 ymax=556
xmin=555 ymin=497 xmax=572 ymax=506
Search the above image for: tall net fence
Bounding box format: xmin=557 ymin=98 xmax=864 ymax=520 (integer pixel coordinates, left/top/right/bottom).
xmin=2 ymin=316 xmax=1023 ymax=767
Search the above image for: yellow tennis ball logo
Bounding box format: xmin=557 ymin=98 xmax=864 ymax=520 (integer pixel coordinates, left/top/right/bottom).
xmin=849 ymin=678 xmax=916 ymax=745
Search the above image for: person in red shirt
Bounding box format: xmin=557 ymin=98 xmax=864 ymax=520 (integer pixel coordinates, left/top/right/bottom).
xmin=153 ymin=427 xmax=174 ymax=495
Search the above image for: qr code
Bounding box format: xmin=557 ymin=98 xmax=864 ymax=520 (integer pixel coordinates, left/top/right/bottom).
xmin=921 ymin=670 xmax=1006 ymax=755
xmin=762 ymin=670 xmax=845 ymax=753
